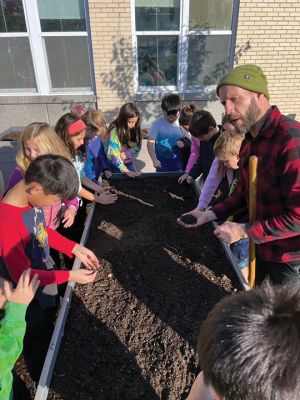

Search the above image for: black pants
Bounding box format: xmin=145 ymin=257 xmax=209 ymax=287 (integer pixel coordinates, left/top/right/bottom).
xmin=256 ymin=255 xmax=300 ymax=286
xmin=23 ymin=300 xmax=57 ymax=383
xmin=51 ymin=201 xmax=87 ymax=270
xmin=12 ymin=371 xmax=31 ymax=400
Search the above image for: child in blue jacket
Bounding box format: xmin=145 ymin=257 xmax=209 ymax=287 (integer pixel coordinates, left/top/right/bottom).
xmin=82 ymin=109 xmax=112 ymax=183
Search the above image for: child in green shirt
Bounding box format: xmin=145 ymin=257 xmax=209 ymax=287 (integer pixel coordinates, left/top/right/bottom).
xmin=0 ymin=269 xmax=39 ymax=400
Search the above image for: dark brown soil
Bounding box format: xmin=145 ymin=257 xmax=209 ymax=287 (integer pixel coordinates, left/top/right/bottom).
xmin=180 ymin=214 xmax=198 ymax=225
xmin=48 ymin=177 xmax=242 ymax=400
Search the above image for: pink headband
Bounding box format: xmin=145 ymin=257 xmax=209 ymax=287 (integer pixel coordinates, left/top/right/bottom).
xmin=67 ymin=119 xmax=86 ymax=135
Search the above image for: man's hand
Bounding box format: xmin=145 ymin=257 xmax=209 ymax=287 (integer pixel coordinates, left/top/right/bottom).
xmin=72 ymin=244 xmax=100 ymax=270
xmin=124 ymin=170 xmax=141 ymax=178
xmin=153 ymin=159 xmax=161 ymax=169
xmin=62 ymin=206 xmax=76 ymax=228
xmin=214 ymin=221 xmax=249 ymax=244
xmin=69 ymin=269 xmax=98 ymax=284
xmin=3 ymin=269 xmax=40 ymax=305
xmin=177 ymin=209 xmax=216 ymax=228
xmin=95 ymin=190 xmax=118 ymax=205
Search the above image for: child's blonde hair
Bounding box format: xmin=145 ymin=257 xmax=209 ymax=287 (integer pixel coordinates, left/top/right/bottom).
xmin=213 ymin=130 xmax=245 ymax=159
xmin=16 ymin=122 xmax=72 ymax=173
xmin=82 ymin=109 xmax=107 ymax=141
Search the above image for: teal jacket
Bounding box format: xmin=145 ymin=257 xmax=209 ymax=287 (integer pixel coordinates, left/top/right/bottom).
xmin=0 ymin=302 xmax=27 ymax=400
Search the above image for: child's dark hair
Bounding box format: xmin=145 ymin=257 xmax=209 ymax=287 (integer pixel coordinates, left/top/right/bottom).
xmin=161 ymin=94 xmax=181 ymax=113
xmin=179 ymin=103 xmax=199 ymax=127
xmin=197 ymin=283 xmax=300 ymax=400
xmin=25 ymin=155 xmax=79 ymax=200
xmin=55 ymin=113 xmax=86 ymax=159
xmin=107 ymin=103 xmax=142 ymax=148
xmin=189 ymin=110 xmax=217 ymax=137
xmin=82 ymin=108 xmax=107 ymax=142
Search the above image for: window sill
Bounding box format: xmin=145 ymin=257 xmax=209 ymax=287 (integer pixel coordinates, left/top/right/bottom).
xmin=0 ymin=93 xmax=96 ymax=105
xmin=134 ymin=89 xmax=219 ymax=102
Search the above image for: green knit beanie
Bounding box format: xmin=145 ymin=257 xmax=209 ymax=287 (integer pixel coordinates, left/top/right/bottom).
xmin=216 ymin=64 xmax=270 ymax=100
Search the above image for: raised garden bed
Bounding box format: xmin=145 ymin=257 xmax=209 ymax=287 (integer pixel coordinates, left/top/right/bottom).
xmin=0 ymin=131 xmax=22 ymax=141
xmin=46 ymin=176 xmax=242 ymax=400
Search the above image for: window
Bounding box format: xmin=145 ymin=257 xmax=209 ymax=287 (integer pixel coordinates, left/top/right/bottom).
xmin=0 ymin=0 xmax=93 ymax=94
xmin=0 ymin=0 xmax=37 ymax=92
xmin=133 ymin=0 xmax=238 ymax=93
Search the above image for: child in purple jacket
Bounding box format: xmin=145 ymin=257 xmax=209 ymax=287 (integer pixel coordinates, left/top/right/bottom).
xmin=5 ymin=122 xmax=79 ymax=229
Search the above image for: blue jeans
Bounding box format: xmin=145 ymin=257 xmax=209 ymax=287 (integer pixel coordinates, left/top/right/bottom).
xmin=231 ymin=239 xmax=249 ymax=270
xmin=109 ymin=161 xmax=137 ymax=173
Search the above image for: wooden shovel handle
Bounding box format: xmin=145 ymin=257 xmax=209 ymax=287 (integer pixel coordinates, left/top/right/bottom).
xmin=249 ymin=155 xmax=258 ymax=288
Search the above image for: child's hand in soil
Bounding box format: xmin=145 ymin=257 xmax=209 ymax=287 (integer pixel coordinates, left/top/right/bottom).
xmin=2 ymin=269 xmax=39 ymax=305
xmin=95 ymin=190 xmax=118 ymax=204
xmin=124 ymin=170 xmax=141 ymax=178
xmin=178 ymin=173 xmax=189 ymax=183
xmin=62 ymin=206 xmax=76 ymax=228
xmin=153 ymin=159 xmax=161 ymax=169
xmin=177 ymin=208 xmax=216 ymax=228
xmin=72 ymin=244 xmax=100 ymax=270
xmin=97 ymin=186 xmax=112 ymax=194
xmin=104 ymin=170 xmax=112 ymax=179
xmin=178 ymin=173 xmax=194 ymax=184
xmin=68 ymin=269 xmax=98 ymax=284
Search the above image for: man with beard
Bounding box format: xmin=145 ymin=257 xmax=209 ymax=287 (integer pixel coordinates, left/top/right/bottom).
xmin=178 ymin=64 xmax=300 ymax=285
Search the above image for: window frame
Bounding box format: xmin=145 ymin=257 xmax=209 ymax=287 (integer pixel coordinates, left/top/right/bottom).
xmin=0 ymin=0 xmax=95 ymax=96
xmin=131 ymin=0 xmax=239 ymax=95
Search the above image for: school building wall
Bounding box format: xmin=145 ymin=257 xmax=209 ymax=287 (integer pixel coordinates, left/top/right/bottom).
xmin=88 ymin=0 xmax=300 ymax=125
xmin=235 ymin=0 xmax=300 ymax=119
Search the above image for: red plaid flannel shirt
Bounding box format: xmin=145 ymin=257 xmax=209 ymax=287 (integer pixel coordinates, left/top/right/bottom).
xmin=212 ymin=106 xmax=300 ymax=263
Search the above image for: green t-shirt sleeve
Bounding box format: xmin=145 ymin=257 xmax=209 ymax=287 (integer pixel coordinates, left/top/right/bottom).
xmin=0 ymin=302 xmax=28 ymax=400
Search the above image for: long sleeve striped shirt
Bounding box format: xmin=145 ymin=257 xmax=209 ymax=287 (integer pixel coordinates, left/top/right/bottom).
xmin=104 ymin=128 xmax=140 ymax=172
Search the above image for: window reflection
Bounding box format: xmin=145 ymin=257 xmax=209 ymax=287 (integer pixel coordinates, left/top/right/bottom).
xmin=44 ymin=36 xmax=91 ymax=90
xmin=0 ymin=37 xmax=36 ymax=91
xmin=187 ymin=35 xmax=230 ymax=86
xmin=135 ymin=0 xmax=180 ymax=31
xmin=138 ymin=36 xmax=177 ymax=87
xmin=37 ymin=0 xmax=86 ymax=32
xmin=189 ymin=0 xmax=233 ymax=30
xmin=0 ymin=0 xmax=26 ymax=32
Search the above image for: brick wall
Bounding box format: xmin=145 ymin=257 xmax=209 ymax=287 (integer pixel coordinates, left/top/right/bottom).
xmin=89 ymin=1 xmax=300 ymax=122
xmin=88 ymin=0 xmax=135 ymax=123
xmin=235 ymin=1 xmax=300 ymax=117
